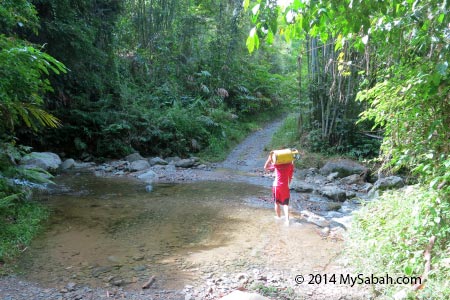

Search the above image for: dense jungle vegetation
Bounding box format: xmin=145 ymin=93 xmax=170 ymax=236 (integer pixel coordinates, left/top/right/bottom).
xmin=1 ymin=0 xmax=449 ymax=298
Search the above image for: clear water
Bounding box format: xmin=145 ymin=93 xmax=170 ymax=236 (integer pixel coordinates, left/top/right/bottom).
xmin=16 ymin=173 xmax=341 ymax=290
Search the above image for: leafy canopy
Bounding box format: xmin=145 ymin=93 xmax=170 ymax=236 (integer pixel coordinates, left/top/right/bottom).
xmin=245 ymin=0 xmax=449 ymax=191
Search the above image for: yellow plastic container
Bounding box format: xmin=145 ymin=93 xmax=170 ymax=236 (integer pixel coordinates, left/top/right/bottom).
xmin=270 ymin=148 xmax=299 ymax=165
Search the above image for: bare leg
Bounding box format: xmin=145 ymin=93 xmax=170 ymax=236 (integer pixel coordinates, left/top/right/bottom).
xmin=282 ymin=205 xmax=289 ymax=225
xmin=274 ymin=202 xmax=281 ymax=218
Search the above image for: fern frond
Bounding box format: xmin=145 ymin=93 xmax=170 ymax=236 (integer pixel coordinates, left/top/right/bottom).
xmin=0 ymin=193 xmax=22 ymax=209
xmin=16 ymin=166 xmax=54 ymax=184
xmin=22 ymin=103 xmax=62 ymax=129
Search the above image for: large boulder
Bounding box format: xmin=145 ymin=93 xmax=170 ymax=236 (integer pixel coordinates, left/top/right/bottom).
xmin=20 ymin=152 xmax=62 ymax=171
xmin=319 ymin=159 xmax=368 ymax=178
xmin=320 ymin=185 xmax=348 ymax=202
xmin=175 ymin=158 xmax=197 ymax=168
xmin=290 ymin=179 xmax=316 ymax=193
xmin=340 ymin=174 xmax=365 ymax=185
xmin=369 ymin=176 xmax=405 ymax=197
xmin=129 ymin=159 xmax=150 ymax=172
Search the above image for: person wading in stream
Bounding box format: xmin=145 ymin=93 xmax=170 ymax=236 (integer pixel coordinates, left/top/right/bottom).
xmin=264 ymin=150 xmax=294 ymax=226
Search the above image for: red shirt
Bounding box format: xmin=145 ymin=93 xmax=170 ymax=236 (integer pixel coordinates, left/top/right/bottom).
xmin=268 ymin=163 xmax=294 ymax=187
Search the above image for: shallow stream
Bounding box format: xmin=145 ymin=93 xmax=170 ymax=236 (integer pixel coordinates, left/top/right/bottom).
xmin=16 ymin=172 xmax=341 ymax=291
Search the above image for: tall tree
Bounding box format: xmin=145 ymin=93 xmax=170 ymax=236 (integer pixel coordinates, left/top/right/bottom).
xmin=246 ymin=0 xmax=449 ymax=171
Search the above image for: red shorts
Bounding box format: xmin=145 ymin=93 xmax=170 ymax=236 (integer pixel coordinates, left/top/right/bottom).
xmin=272 ymin=185 xmax=290 ymax=205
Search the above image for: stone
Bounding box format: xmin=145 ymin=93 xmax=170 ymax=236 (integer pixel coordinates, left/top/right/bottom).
xmin=175 ymin=158 xmax=197 ymax=168
xmin=65 ymin=282 xmax=77 ymax=292
xmin=327 ymin=172 xmax=339 ymax=181
xmin=137 ymin=170 xmax=157 ymax=183
xmin=20 ymin=152 xmax=62 ymax=171
xmin=372 ymin=176 xmax=405 ymax=191
xmin=296 ymin=168 xmax=319 ymax=180
xmin=290 ymin=179 xmax=315 ymax=193
xmin=368 ymin=176 xmax=405 ymax=197
xmin=61 ymin=158 xmax=76 ymax=170
xmin=166 ymin=157 xmax=181 ymax=163
xmin=320 ymin=185 xmax=348 ymax=202
xmin=340 ymin=174 xmax=363 ymax=185
xmin=301 ymin=210 xmax=330 ymax=227
xmin=148 ymin=157 xmax=168 ymax=166
xmin=319 ymin=159 xmax=368 ymax=178
xmin=129 ymin=159 xmax=150 ymax=172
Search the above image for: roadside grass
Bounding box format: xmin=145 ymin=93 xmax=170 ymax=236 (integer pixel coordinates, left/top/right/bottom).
xmin=0 ymin=200 xmax=48 ymax=274
xmin=346 ymin=186 xmax=450 ymax=299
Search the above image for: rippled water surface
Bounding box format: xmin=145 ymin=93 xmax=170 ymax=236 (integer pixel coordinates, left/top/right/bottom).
xmin=16 ymin=173 xmax=340 ymax=290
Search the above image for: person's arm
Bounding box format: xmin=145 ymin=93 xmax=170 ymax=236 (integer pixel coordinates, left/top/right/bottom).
xmin=264 ymin=154 xmax=274 ymax=171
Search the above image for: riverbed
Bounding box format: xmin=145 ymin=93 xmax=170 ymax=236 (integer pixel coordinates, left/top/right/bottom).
xmin=15 ymin=173 xmax=337 ymax=293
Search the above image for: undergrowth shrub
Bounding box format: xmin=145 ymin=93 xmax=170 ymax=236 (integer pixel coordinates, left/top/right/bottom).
xmin=302 ymin=121 xmax=381 ymax=159
xmin=0 ymin=142 xmax=49 ymax=265
xmin=347 ymin=186 xmax=450 ymax=299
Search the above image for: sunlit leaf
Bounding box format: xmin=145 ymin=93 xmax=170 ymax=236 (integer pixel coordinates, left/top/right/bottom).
xmin=243 ymin=0 xmax=250 ymax=11
xmin=267 ymin=30 xmax=274 ymax=44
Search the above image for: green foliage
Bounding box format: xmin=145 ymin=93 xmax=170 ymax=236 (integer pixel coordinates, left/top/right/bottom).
xmin=0 ymin=142 xmax=49 ymax=264
xmin=300 ymin=122 xmax=381 ymax=159
xmin=0 ymin=0 xmax=39 ymax=34
xmin=0 ymin=35 xmax=66 ymax=133
xmin=357 ymin=61 xmax=449 ymax=189
xmin=248 ymin=0 xmax=449 ymax=175
xmin=0 ymin=0 xmax=67 ymax=136
xmin=0 ymin=197 xmax=48 ymax=265
xmin=3 ymin=0 xmax=296 ymax=160
xmin=348 ymin=186 xmax=450 ymax=299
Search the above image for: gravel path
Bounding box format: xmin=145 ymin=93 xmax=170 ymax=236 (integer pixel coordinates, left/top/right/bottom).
xmin=218 ymin=118 xmax=285 ymax=172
